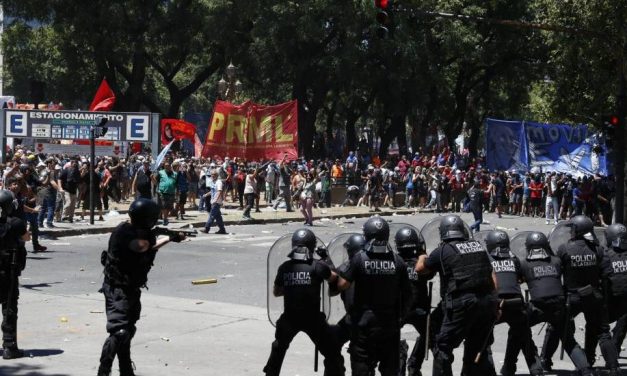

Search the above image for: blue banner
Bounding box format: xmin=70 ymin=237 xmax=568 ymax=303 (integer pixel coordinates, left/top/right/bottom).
xmin=485 ymin=118 xmax=608 ymax=176
xmin=485 ymin=119 xmax=528 ymax=172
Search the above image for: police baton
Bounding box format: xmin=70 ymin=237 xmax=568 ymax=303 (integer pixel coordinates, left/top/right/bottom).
xmin=6 ymin=249 xmax=19 ymax=328
xmin=314 ymin=346 xmax=319 ymax=372
xmin=560 ymin=291 xmax=571 ymax=360
xmin=475 ymin=299 xmax=503 ymax=364
xmin=424 ymin=281 xmax=434 ymax=360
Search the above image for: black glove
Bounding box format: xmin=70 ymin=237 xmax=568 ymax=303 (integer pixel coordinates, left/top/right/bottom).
xmin=315 ymin=247 xmax=329 ymax=259
xmin=169 ymin=232 xmax=185 ymax=243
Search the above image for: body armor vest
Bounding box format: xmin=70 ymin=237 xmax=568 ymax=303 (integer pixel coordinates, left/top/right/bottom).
xmin=605 ymin=249 xmax=627 ymax=297
xmin=524 ymin=257 xmax=563 ymax=301
xmin=561 ymin=239 xmax=600 ymax=291
xmin=443 ymin=240 xmax=493 ymax=295
xmin=102 ymin=223 xmax=157 ymax=289
xmin=491 ymin=255 xmax=521 ymax=296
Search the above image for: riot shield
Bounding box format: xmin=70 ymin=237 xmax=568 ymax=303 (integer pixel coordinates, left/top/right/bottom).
xmin=266 ymin=234 xmax=330 ymax=327
xmin=548 ymin=221 xmax=572 ymax=255
xmin=420 ymin=217 xmax=473 ymax=254
xmin=388 ymin=222 xmax=421 ymax=253
xmin=326 ymin=233 xmax=360 ymax=324
xmin=510 ymin=231 xmax=535 ymax=260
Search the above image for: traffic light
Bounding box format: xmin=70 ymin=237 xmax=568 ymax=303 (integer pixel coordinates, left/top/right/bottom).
xmin=374 ymin=0 xmax=392 ymax=38
xmin=602 ymin=114 xmax=620 ymax=147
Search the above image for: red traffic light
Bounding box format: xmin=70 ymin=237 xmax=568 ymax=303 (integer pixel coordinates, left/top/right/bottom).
xmin=375 ymin=0 xmax=389 ymax=9
xmin=610 ymin=115 xmax=619 ymax=126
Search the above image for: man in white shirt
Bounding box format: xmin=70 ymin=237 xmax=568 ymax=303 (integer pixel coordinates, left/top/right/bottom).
xmin=545 ymin=172 xmax=559 ymax=225
xmin=203 ymin=170 xmax=227 ymax=234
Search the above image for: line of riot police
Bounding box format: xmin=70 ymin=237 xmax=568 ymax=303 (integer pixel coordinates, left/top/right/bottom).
xmin=265 ymin=213 xmax=627 ymax=376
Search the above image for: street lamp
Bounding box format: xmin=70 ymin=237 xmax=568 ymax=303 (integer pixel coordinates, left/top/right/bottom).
xmin=218 ymin=62 xmax=242 ymax=102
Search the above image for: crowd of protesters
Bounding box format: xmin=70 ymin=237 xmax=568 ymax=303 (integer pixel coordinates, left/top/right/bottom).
xmin=0 ymin=143 xmax=616 ymax=248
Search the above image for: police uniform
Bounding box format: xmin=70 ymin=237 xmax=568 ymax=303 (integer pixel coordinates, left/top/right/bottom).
xmin=599 ymin=224 xmax=627 ymax=352
xmin=263 ymin=252 xmax=344 ymax=376
xmin=97 ymin=198 xmax=165 ymax=376
xmin=401 ymin=256 xmax=429 ymax=376
xmin=542 ymin=237 xmax=619 ymax=371
xmin=98 ymin=222 xmax=157 ymax=376
xmin=424 ymin=236 xmax=497 ymax=376
xmin=488 ymin=241 xmax=542 ymax=375
xmin=519 ymin=232 xmax=592 ymax=375
xmin=0 ymin=214 xmax=27 ymax=359
xmin=394 ymin=227 xmax=429 ymax=376
xmin=341 ymin=248 xmax=411 ymax=375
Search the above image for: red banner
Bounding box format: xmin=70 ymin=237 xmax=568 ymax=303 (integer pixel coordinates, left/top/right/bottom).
xmin=201 ymin=100 xmax=298 ymax=161
xmin=161 ymin=118 xmax=196 ymax=145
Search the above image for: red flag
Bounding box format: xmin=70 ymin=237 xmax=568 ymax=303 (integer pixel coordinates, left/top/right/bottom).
xmin=89 ymin=78 xmax=116 ymax=111
xmin=161 ymin=118 xmax=196 ymax=145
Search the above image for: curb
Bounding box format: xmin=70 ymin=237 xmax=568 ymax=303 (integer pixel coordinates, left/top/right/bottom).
xmin=39 ymin=208 xmax=421 ymax=237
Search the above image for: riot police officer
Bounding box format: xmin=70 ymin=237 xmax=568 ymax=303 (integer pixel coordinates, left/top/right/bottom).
xmin=336 ymin=216 xmax=412 ymax=376
xmin=330 ymin=234 xmax=366 ymax=347
xmin=541 ymin=215 xmax=619 ymax=374
xmin=97 ymin=198 xmax=186 ymax=376
xmin=519 ymin=231 xmax=594 ymax=375
xmin=263 ymin=228 xmax=344 ymax=376
xmin=416 ymin=214 xmax=498 ymax=376
xmin=0 ymin=190 xmax=29 ymax=359
xmin=485 ymin=230 xmax=542 ymax=376
xmin=599 ymin=223 xmax=627 ymax=352
xmin=395 ymin=226 xmax=429 ymax=376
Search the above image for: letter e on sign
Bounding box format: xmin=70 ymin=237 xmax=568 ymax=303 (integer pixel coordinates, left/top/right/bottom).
xmin=6 ymin=111 xmax=28 ymax=137
xmin=126 ymin=115 xmax=149 ymax=141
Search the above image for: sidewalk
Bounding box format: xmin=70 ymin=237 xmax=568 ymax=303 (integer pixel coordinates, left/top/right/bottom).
xmin=40 ymin=202 xmax=420 ymax=237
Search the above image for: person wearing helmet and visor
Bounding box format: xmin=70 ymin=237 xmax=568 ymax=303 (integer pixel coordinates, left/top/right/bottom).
xmin=0 ymin=189 xmax=29 ymax=360
xmin=335 ymin=216 xmax=413 ymax=376
xmin=97 ymin=199 xmax=186 ymax=376
xmin=263 ymin=228 xmax=344 ymax=376
xmin=395 ymin=226 xmax=430 ymax=376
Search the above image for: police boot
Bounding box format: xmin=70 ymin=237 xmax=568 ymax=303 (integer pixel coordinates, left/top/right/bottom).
xmin=399 ymin=339 xmax=408 ymax=376
xmin=96 ymin=365 xmax=111 ymax=376
xmin=540 ymin=358 xmax=552 ymax=372
xmin=499 ymin=364 xmax=516 ymax=376
xmin=2 ymin=346 xmax=24 ymax=360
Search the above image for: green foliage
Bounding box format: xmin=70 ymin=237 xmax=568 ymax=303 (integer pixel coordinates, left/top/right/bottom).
xmin=2 ymin=0 xmax=624 ymax=155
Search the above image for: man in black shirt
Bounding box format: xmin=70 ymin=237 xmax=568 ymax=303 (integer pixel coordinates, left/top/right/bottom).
xmin=519 ymin=231 xmax=593 ymax=375
xmin=263 ymin=228 xmax=344 ymax=376
xmin=59 ymin=158 xmax=81 ymax=223
xmin=0 ymin=189 xmax=29 ymax=359
xmin=97 ymin=199 xmax=186 ymax=376
xmin=336 ymin=216 xmax=412 ymax=376
xmin=416 ymin=215 xmax=498 ymax=376
xmin=131 ymin=161 xmax=152 ymax=200
xmin=542 ymin=216 xmax=619 ymax=374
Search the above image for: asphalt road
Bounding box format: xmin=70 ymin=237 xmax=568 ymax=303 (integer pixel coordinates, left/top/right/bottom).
xmin=9 ymin=212 xmax=626 ymax=375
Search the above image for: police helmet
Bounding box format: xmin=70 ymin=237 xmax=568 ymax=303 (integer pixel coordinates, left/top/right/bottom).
xmin=525 ymin=231 xmax=550 ymax=260
xmin=363 ymin=216 xmax=390 ymax=242
xmin=0 ymin=190 xmax=15 ymax=218
xmin=606 ymin=223 xmax=627 ymax=251
xmin=570 ymin=215 xmax=594 ymax=239
xmin=439 ymin=215 xmax=468 ymax=241
xmin=485 ymin=230 xmax=511 ymax=258
xmin=289 ymin=228 xmax=316 ymax=261
xmin=394 ymin=226 xmax=426 ymax=259
xmin=343 ymin=234 xmax=366 ymax=259
xmin=128 ymin=198 xmax=160 ymax=230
